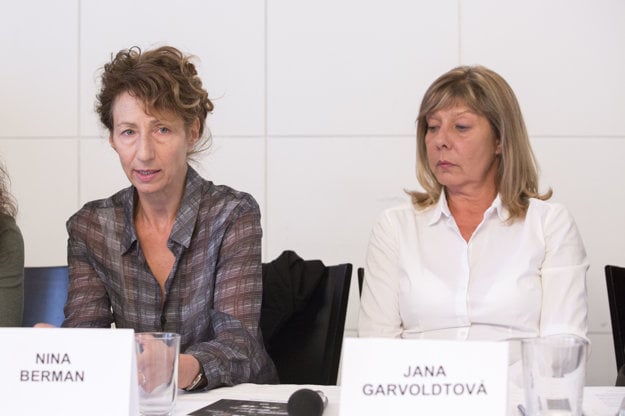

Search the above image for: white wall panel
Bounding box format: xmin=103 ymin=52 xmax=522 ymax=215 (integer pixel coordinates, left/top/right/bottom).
xmin=267 ymin=0 xmax=458 ymax=136
xmin=80 ymin=0 xmax=265 ymax=137
xmin=0 ymin=139 xmax=78 ymax=266
xmin=587 ymin=333 xmax=618 ymax=386
xmin=461 ymin=0 xmax=625 ymax=137
xmin=266 ymin=136 xmax=417 ymax=330
xmin=79 ymin=137 xmax=130 ymax=205
xmin=0 ymin=1 xmax=78 ymax=137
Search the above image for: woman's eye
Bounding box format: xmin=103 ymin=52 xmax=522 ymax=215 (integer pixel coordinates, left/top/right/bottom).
xmin=121 ymin=129 xmax=134 ymax=136
xmin=427 ymin=125 xmax=439 ymax=133
xmin=456 ymin=124 xmax=469 ymax=131
xmin=157 ymin=127 xmax=170 ymax=134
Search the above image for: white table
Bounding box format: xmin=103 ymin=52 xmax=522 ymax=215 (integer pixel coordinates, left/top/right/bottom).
xmin=175 ymin=384 xmax=340 ymax=416
xmin=175 ymin=383 xmax=624 ymax=416
xmin=583 ymin=387 xmax=625 ymax=416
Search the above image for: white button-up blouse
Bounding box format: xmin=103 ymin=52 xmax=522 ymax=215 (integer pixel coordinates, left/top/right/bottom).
xmin=358 ymin=193 xmax=589 ymax=342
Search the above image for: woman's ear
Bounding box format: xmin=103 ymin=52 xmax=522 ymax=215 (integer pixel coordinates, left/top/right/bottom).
xmin=188 ymin=118 xmax=201 ymax=145
xmin=495 ymin=139 xmax=502 ymax=155
xmin=109 ymin=134 xmax=116 ymax=151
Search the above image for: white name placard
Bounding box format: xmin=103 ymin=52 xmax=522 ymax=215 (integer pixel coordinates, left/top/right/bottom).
xmin=0 ymin=328 xmax=138 ymax=416
xmin=339 ymin=338 xmax=509 ymax=416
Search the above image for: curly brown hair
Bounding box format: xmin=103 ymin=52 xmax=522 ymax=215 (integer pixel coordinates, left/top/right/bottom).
xmin=0 ymin=162 xmax=17 ymax=218
xmin=96 ymin=45 xmax=214 ymax=154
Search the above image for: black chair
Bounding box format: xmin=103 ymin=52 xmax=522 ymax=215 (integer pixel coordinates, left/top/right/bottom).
xmin=22 ymin=266 xmax=69 ymax=327
xmin=605 ymin=264 xmax=625 ymax=385
xmin=260 ymin=251 xmax=352 ymax=385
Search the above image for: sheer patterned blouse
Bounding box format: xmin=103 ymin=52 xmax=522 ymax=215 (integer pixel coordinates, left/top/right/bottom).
xmin=64 ymin=166 xmax=277 ymax=388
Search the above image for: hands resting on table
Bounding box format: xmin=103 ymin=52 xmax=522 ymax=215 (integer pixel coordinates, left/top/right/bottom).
xmin=33 ymin=323 xmax=201 ymax=390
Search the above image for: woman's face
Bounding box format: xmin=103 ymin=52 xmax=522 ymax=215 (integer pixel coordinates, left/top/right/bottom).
xmin=109 ymin=91 xmax=198 ymax=202
xmin=424 ymin=104 xmax=501 ymax=196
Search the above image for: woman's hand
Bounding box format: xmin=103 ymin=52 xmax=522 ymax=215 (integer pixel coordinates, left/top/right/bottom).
xmin=34 ymin=323 xmax=57 ymax=328
xmin=136 ymin=333 xmax=177 ymax=393
xmin=178 ymin=354 xmax=201 ymax=389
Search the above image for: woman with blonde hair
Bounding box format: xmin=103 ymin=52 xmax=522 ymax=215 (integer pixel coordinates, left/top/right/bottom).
xmin=359 ymin=65 xmax=588 ymax=343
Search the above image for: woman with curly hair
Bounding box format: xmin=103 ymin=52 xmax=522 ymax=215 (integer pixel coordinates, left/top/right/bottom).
xmin=59 ymin=45 xmax=277 ymax=390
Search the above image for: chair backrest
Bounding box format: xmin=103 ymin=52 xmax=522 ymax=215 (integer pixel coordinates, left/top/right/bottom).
xmin=261 ymin=257 xmax=352 ymax=385
xmin=22 ymin=266 xmax=69 ymax=327
xmin=357 ymin=267 xmax=364 ymax=296
xmin=605 ymin=264 xmax=625 ymax=371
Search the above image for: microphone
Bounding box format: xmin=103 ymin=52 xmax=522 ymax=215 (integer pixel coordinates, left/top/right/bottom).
xmin=287 ymin=388 xmax=328 ymax=416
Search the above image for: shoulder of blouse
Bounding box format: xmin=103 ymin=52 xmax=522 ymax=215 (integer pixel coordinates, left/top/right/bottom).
xmin=0 ymin=214 xmax=23 ymax=249
xmin=0 ymin=213 xmax=19 ymax=234
xmin=526 ymin=197 xmax=572 ymax=220
xmin=66 ymin=186 xmax=133 ymax=234
xmin=200 ymin=181 xmax=260 ymax=215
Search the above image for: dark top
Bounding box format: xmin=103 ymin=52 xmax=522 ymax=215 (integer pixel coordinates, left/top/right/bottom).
xmin=0 ymin=214 xmax=24 ymax=326
xmin=63 ymin=166 xmax=277 ymax=389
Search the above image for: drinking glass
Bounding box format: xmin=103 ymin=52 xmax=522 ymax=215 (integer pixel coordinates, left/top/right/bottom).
xmin=135 ymin=332 xmax=181 ymax=416
xmin=521 ymin=334 xmax=588 ymax=416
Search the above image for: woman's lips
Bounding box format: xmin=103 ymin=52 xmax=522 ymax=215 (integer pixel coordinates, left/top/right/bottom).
xmin=437 ymin=160 xmax=455 ymax=168
xmin=134 ymin=169 xmax=160 ymax=180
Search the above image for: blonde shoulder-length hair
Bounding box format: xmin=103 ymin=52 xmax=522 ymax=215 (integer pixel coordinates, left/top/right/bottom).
xmin=408 ymin=65 xmax=551 ymax=221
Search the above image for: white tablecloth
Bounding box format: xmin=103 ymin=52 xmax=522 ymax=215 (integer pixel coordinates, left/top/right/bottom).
xmin=175 ymin=384 xmax=340 ymax=416
xmin=175 ymin=383 xmax=625 ymax=416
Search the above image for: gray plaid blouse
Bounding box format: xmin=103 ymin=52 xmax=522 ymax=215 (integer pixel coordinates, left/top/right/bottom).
xmin=63 ymin=166 xmax=277 ymax=388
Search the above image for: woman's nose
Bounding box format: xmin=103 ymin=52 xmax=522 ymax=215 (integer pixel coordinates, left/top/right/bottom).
xmin=136 ymin=133 xmax=155 ymax=161
xmin=433 ymin=128 xmax=450 ymax=149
